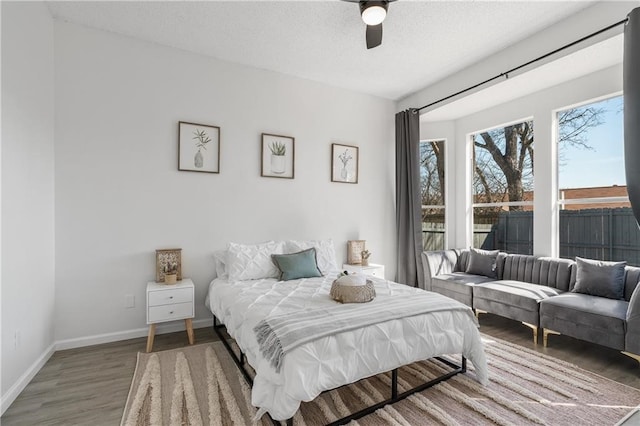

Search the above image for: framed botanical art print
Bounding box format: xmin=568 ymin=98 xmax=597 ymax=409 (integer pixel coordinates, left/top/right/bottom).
xmin=178 ymin=121 xmax=220 ymax=173
xmin=331 ymin=143 xmax=359 ymax=184
xmin=261 ymin=133 xmax=295 ymax=179
xmin=155 ymin=248 xmax=182 ymax=283
xmin=347 ymin=240 xmax=366 ymax=265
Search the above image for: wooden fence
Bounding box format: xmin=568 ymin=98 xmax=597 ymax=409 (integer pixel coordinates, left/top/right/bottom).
xmin=422 ymin=207 xmax=640 ymax=266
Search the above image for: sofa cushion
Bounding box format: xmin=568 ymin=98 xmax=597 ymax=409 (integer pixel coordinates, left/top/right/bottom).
xmin=431 ymin=273 xmax=494 ymax=306
xmin=465 ymin=248 xmax=499 ymax=278
xmin=432 ymin=273 xmax=495 ymax=288
xmin=502 ymin=255 xmax=574 ymax=292
xmin=474 ymin=280 xmax=561 ymax=313
xmin=539 ymin=293 xmax=628 ymax=335
xmin=572 ymin=257 xmax=626 ymax=300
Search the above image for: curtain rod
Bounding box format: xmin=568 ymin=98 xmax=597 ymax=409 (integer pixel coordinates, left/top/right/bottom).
xmin=417 ymin=17 xmax=629 ymax=113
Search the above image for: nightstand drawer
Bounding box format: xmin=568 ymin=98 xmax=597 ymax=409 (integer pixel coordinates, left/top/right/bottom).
xmin=342 ymin=263 xmax=385 ymax=279
xmin=148 ymin=302 xmax=193 ymax=323
xmin=367 ymin=267 xmax=383 ymax=277
xmin=148 ymin=287 xmax=192 ymax=307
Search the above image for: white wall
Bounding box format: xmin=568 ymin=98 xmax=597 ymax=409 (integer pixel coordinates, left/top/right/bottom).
xmin=1 ymin=1 xmax=56 ymax=409
xmin=53 ymin=21 xmax=396 ymax=343
xmin=422 ymin=64 xmax=623 ymax=255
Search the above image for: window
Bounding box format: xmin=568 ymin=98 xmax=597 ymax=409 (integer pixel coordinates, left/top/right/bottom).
xmin=557 ymin=95 xmax=639 ymax=265
xmin=471 ymin=120 xmax=534 ymax=255
xmin=420 ymin=140 xmax=445 ymax=250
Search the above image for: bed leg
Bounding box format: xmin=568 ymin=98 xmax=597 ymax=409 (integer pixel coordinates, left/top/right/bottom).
xmin=240 ymin=352 xmax=245 ymax=365
xmin=391 ymin=369 xmax=398 ymax=399
xmin=461 ymin=356 xmax=467 ymax=373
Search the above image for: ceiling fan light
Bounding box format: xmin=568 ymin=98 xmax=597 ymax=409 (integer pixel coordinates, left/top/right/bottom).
xmin=361 ymin=5 xmax=386 ymax=26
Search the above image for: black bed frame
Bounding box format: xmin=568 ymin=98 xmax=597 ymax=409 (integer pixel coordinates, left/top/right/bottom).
xmin=213 ymin=315 xmax=466 ymax=426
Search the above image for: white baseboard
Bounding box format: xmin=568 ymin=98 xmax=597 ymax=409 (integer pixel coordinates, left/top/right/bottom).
xmin=1 ymin=343 xmax=56 ymax=416
xmin=55 ymin=318 xmax=214 ymax=351
xmin=1 ymin=317 xmax=215 ymax=414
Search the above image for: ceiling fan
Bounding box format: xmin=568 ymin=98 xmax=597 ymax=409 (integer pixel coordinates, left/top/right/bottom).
xmin=343 ymin=0 xmax=397 ymax=49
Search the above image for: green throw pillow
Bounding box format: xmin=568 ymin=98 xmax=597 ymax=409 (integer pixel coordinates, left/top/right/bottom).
xmin=271 ymin=248 xmax=323 ymax=281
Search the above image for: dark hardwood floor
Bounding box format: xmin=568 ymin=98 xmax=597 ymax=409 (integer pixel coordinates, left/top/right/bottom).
xmin=2 ymin=315 xmax=640 ymax=425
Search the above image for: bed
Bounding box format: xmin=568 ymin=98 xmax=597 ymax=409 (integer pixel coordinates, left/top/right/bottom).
xmin=205 ymin=240 xmax=488 ymax=423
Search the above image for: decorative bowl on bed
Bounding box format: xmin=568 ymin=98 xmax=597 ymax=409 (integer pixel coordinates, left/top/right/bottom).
xmin=330 ymin=274 xmax=376 ymax=303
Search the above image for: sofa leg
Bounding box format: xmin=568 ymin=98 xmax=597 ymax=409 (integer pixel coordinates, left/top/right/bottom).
xmin=474 ymin=309 xmax=486 ymax=320
xmin=543 ymin=329 xmax=560 ymax=347
xmin=522 ymin=322 xmax=538 ymax=344
xmin=622 ymin=351 xmax=640 ymax=365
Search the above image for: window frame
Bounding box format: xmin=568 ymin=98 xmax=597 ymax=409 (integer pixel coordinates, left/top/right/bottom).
xmin=469 ymin=117 xmax=535 ymax=254
xmin=555 ymin=93 xmax=628 ymax=210
xmin=554 ymin=92 xmax=633 ymax=261
xmin=419 ymin=138 xmax=447 ymax=250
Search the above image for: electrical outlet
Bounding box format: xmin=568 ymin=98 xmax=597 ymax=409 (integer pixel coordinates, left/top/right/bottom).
xmin=124 ymin=294 xmax=135 ymax=308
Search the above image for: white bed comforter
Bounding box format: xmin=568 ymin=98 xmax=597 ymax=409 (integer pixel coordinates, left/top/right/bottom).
xmin=205 ymin=273 xmax=488 ymax=421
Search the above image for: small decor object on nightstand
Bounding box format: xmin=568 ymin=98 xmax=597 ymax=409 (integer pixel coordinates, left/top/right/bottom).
xmin=361 ymin=250 xmax=371 ymax=266
xmin=155 ymin=248 xmax=182 ymax=283
xmin=347 ymin=240 xmax=366 ymax=265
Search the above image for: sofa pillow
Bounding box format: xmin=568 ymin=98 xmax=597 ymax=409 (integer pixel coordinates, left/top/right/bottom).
xmin=285 ymin=239 xmax=337 ymax=275
xmin=572 ymin=257 xmax=626 ymax=300
xmin=465 ymin=248 xmax=499 ymax=279
xmin=272 ymin=248 xmax=323 ymax=281
xmin=227 ymin=241 xmax=285 ymax=281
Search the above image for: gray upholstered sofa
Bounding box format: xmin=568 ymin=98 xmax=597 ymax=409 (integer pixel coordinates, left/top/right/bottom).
xmin=422 ymin=249 xmax=640 ymax=362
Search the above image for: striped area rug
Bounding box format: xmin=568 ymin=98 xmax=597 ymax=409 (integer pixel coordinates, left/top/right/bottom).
xmin=121 ymin=336 xmax=640 ymax=425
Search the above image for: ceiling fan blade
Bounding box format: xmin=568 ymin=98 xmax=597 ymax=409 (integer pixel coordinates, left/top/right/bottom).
xmin=366 ymin=23 xmax=383 ymax=49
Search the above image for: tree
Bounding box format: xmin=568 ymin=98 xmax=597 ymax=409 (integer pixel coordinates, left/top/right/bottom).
xmin=470 ymin=105 xmax=604 ymax=211
xmin=473 ymin=121 xmax=533 ymax=209
xmin=420 ymin=140 xmax=445 ymax=206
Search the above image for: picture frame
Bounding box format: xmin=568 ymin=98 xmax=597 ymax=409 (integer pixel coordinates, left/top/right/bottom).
xmin=155 ymin=248 xmax=182 ymax=283
xmin=347 ymin=240 xmax=366 ymax=265
xmin=178 ymin=121 xmax=220 ymax=173
xmin=261 ymin=133 xmax=295 ymax=179
xmin=331 ymin=143 xmax=359 ymax=184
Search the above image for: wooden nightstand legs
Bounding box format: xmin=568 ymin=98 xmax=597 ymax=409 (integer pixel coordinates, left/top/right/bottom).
xmin=146 ymin=324 xmax=156 ymax=353
xmin=185 ymin=318 xmax=195 ymax=345
xmin=146 ymin=319 xmax=195 ymax=352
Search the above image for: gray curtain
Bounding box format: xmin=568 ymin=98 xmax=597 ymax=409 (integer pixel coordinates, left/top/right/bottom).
xmin=395 ymin=109 xmax=424 ymax=287
xmin=625 ymin=7 xmax=640 ymax=228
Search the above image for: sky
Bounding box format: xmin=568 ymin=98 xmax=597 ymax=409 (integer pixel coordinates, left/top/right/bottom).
xmin=558 ymin=96 xmax=625 ymax=190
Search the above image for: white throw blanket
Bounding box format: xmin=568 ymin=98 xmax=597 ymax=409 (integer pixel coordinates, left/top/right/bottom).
xmin=254 ymin=292 xmax=474 ymax=372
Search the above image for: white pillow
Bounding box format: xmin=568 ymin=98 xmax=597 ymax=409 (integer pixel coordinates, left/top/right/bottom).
xmin=212 ymin=250 xmax=228 ymax=279
xmin=227 ymin=241 xmax=285 ymax=281
xmin=286 ymin=239 xmax=338 ymax=275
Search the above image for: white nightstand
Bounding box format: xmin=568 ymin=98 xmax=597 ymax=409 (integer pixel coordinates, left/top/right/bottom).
xmin=146 ymin=278 xmax=195 ymax=352
xmin=342 ymin=263 xmax=385 ymax=279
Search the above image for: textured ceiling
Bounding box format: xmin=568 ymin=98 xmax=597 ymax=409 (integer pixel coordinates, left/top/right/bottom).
xmin=47 ymin=1 xmax=595 ymax=100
